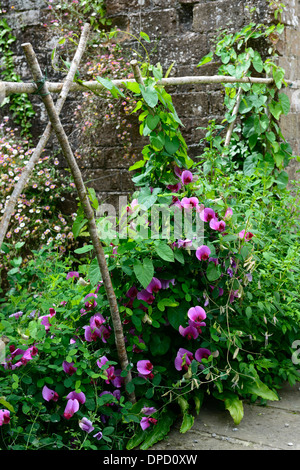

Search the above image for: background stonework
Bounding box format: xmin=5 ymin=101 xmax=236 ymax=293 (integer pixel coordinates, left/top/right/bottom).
xmin=1 ymin=0 xmax=300 ymax=207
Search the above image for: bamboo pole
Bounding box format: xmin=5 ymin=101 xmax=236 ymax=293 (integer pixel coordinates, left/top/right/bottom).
xmin=1 ymin=75 xmax=297 ymax=97
xmin=21 ymin=42 xmax=136 ymax=404
xmin=0 ymin=23 xmax=91 ymax=249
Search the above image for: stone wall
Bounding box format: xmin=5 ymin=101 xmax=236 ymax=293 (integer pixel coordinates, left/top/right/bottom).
xmin=1 ymin=0 xmax=300 ymax=208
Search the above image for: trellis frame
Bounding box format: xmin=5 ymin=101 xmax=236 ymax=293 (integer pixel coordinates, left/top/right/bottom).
xmin=0 ymin=26 xmax=298 ymax=402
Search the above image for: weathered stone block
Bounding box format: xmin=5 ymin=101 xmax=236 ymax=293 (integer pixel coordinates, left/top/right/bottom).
xmin=193 ymin=1 xmax=245 ymax=33
xmin=106 ymin=0 xmax=151 ymax=16
xmin=129 ymin=9 xmax=180 ymax=39
xmin=172 ymin=91 xmax=209 ymax=118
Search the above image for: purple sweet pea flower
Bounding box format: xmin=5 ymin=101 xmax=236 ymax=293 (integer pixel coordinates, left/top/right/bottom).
xmin=141 ymin=406 xmax=157 ymax=415
xmin=140 ymin=416 xmax=158 ymax=430
xmin=93 ymin=431 xmax=103 ymax=440
xmin=174 ymin=348 xmax=194 ymax=371
xmin=238 ymin=230 xmax=254 ymax=241
xmin=181 ymin=170 xmax=193 ymax=185
xmin=62 ymin=360 xmax=77 ymax=376
xmin=179 ymin=324 xmax=199 ymax=340
xmin=63 ymin=399 xmax=79 ymax=420
xmin=84 ymin=293 xmax=97 ymax=309
xmin=210 ymin=218 xmax=226 ymax=232
xmin=90 ymin=313 xmax=106 ymax=329
xmin=199 ymin=208 xmax=216 ymax=222
xmin=196 ymin=245 xmax=211 ymax=261
xmin=66 ymin=271 xmax=79 ymax=280
xmin=195 ymin=348 xmax=211 ymax=363
xmin=159 ymin=278 xmax=176 ymax=289
xmin=66 ymin=391 xmax=86 ymax=404
xmin=167 ymin=182 xmax=182 ymax=192
xmin=225 ymin=207 xmax=233 ymax=219
xmin=188 ymin=306 xmax=206 ymax=323
xmin=42 ymin=385 xmax=59 ymax=402
xmin=146 ymin=277 xmax=162 ymax=294
xmin=9 ymin=311 xmax=23 ymax=319
xmin=137 ymin=290 xmax=155 ymax=304
xmin=0 ymin=409 xmax=10 ymax=426
xmin=79 ymin=417 xmax=94 ymax=434
xmin=137 ymin=360 xmax=153 ymax=377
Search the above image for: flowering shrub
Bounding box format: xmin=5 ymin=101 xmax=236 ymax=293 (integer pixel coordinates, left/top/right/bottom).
xmin=0 ymin=117 xmax=77 ymax=271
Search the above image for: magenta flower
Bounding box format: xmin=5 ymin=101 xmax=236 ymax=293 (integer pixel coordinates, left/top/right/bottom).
xmin=177 ymin=239 xmax=193 ymax=249
xmin=141 ymin=406 xmax=157 ymax=415
xmin=63 ymin=399 xmax=79 ymax=420
xmin=9 ymin=311 xmax=23 ymax=319
xmin=188 ymin=306 xmax=206 ymax=323
xmin=140 ymin=416 xmax=158 ymax=430
xmin=90 ymin=313 xmax=106 ymax=329
xmin=174 ymin=348 xmax=194 ymax=371
xmin=66 ymin=271 xmax=79 ymax=280
xmin=210 ymin=218 xmax=226 ymax=232
xmin=21 ymin=345 xmax=38 ymax=365
xmin=62 ymin=360 xmax=77 ymax=376
xmin=137 ymin=289 xmax=155 ymax=304
xmin=126 ymin=285 xmax=138 ymax=300
xmin=0 ymin=409 xmax=10 ymax=426
xmin=137 ymin=360 xmax=153 ymax=377
xmin=200 ymin=208 xmax=216 ymax=222
xmin=195 ymin=348 xmax=211 ymax=363
xmin=225 ymin=207 xmax=233 ymax=219
xmin=146 ymin=277 xmax=162 ymax=294
xmin=196 ymin=245 xmax=211 ymax=261
xmin=66 ymin=391 xmax=86 ymax=404
xmin=159 ymin=278 xmax=176 ymax=289
xmin=84 ymin=293 xmax=97 ymax=309
xmin=167 ymin=182 xmax=182 ymax=192
xmin=79 ymin=417 xmax=94 ymax=434
xmin=181 ymin=170 xmax=193 ymax=185
xmin=42 ymin=385 xmax=59 ymax=402
xmin=238 ymin=230 xmax=254 ymax=241
xmin=179 ymin=324 xmax=199 ymax=340
xmin=180 ymin=197 xmax=199 ymax=210
xmin=174 ymin=165 xmax=183 ymax=177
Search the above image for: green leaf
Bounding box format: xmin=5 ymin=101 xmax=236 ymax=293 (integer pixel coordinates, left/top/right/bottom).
xmin=140 ymin=84 xmax=158 ymax=108
xmin=0 ymin=397 xmax=14 ymax=413
xmin=164 ymin=135 xmax=180 ymax=154
xmin=157 ymin=298 xmax=179 ymax=312
xmin=139 ymin=410 xmax=176 ymax=450
xmin=129 ymin=160 xmax=146 ymax=171
xmin=197 ymin=52 xmax=213 ymax=67
xmin=252 ymin=51 xmax=264 ymax=73
xmin=278 ymin=93 xmax=290 ymax=115
xmin=150 ymin=333 xmax=171 ymax=356
xmin=74 ymin=245 xmax=93 ymax=254
xmin=275 ymin=170 xmax=289 ymax=189
xmin=96 ymin=76 xmax=125 ymax=98
xmin=243 ymin=378 xmax=279 ymax=401
xmin=154 ymin=241 xmax=174 ymax=262
xmin=140 ymin=31 xmax=151 ymax=43
xmin=88 ymin=257 xmax=102 ymax=286
xmin=206 ymin=262 xmax=221 ymax=281
xmin=180 ymin=413 xmax=195 ymax=433
xmin=133 ymin=258 xmax=154 ymax=289
xmin=146 ymin=114 xmax=160 ymax=130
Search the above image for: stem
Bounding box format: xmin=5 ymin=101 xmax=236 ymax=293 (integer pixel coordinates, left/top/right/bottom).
xmin=21 ymin=42 xmax=136 ymax=404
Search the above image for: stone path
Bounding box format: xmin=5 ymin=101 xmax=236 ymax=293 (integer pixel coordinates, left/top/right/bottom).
xmin=152 ymin=383 xmax=300 ymax=450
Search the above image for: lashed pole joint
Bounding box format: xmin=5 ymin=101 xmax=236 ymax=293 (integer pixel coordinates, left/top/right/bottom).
xmin=21 ymin=42 xmax=136 ymax=404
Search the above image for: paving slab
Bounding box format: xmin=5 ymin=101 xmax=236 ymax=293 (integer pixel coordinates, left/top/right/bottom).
xmin=152 ymin=383 xmax=300 ymax=451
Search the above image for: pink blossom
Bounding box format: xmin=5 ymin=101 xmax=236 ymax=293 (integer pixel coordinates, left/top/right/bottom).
xmin=199 ymin=208 xmax=216 ymax=222
xmin=63 ymin=399 xmax=79 ymax=420
xmin=181 ymin=170 xmax=193 ymax=185
xmin=196 ymin=245 xmax=211 ymax=261
xmin=0 ymin=409 xmax=10 ymax=426
xmin=42 ymin=385 xmax=59 ymax=402
xmin=137 ymin=360 xmax=153 ymax=377
xmin=188 ymin=306 xmax=206 ymax=323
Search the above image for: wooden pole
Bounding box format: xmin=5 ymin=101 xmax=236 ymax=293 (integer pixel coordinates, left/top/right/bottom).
xmin=21 ymin=42 xmax=136 ymax=404
xmin=0 ymin=23 xmax=91 ymax=249
xmin=1 ymin=75 xmax=296 ymax=97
